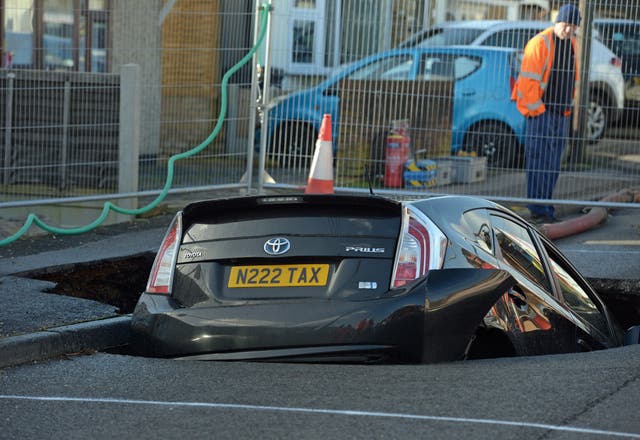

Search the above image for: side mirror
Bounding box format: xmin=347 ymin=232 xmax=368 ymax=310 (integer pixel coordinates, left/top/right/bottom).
xmin=623 ymin=325 xmax=640 ymax=345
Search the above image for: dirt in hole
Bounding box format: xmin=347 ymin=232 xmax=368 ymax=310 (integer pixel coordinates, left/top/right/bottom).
xmin=30 ymin=253 xmax=155 ymax=314
xmin=588 ymin=278 xmax=640 ymax=331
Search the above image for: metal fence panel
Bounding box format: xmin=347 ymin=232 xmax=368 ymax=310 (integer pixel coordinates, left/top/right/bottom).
xmin=0 ymin=69 xmax=120 ymax=195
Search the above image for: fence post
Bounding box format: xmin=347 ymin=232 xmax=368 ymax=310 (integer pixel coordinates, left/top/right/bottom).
xmin=226 ymin=83 xmax=240 ymax=153
xmin=60 ymin=80 xmax=71 ymax=190
xmin=3 ymin=73 xmax=15 ymax=186
xmin=118 ymin=64 xmax=141 ymax=211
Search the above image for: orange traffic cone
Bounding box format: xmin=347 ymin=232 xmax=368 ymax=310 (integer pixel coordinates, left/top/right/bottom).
xmin=305 ymin=114 xmax=334 ymax=194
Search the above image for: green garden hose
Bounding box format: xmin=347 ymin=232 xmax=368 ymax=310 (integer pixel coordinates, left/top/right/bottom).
xmin=0 ymin=3 xmax=270 ymax=247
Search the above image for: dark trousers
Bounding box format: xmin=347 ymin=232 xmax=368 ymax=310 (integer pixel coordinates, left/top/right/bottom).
xmin=525 ymin=111 xmax=569 ymax=218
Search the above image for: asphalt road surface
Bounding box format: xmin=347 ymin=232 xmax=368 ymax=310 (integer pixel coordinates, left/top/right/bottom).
xmin=1 ymin=346 xmax=639 ymax=440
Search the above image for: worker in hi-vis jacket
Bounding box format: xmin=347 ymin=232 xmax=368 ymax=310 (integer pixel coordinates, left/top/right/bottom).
xmin=512 ymin=4 xmax=581 ymax=222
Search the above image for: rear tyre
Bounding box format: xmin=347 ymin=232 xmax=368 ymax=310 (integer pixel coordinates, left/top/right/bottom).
xmin=463 ymin=122 xmax=521 ymax=168
xmin=270 ymin=122 xmax=317 ymax=169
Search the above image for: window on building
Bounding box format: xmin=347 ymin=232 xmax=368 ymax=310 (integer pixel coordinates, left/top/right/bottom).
xmin=43 ymin=7 xmax=74 ymax=70
xmin=288 ymin=0 xmax=325 ymax=74
xmin=2 ymin=0 xmax=109 ymax=72
xmin=285 ymin=0 xmax=392 ymax=75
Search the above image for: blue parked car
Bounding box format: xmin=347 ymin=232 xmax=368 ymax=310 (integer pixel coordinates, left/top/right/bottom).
xmin=263 ymin=46 xmax=525 ymax=168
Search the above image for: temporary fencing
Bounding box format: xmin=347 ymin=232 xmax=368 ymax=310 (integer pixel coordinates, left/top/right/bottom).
xmin=0 ymin=1 xmax=270 ymax=244
xmin=1 ymin=0 xmax=639 ymax=239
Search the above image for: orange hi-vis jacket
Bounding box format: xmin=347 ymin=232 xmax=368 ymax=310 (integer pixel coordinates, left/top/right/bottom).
xmin=511 ymin=26 xmax=579 ymax=117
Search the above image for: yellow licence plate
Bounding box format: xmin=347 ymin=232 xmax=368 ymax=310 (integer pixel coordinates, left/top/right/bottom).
xmin=228 ymin=264 xmax=330 ymax=288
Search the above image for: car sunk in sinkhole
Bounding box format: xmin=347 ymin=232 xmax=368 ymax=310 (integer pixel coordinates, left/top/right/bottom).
xmin=131 ymin=194 xmax=637 ymax=363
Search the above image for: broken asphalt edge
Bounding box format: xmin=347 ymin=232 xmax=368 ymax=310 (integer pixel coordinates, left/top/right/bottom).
xmin=0 ymin=315 xmax=131 ymax=369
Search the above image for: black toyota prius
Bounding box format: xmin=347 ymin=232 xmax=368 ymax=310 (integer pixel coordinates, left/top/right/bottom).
xmin=130 ymin=194 xmax=635 ymax=363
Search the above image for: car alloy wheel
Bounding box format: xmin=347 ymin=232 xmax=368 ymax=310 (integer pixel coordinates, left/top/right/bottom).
xmin=463 ymin=122 xmax=521 ymax=168
xmin=587 ymin=98 xmax=607 ymax=142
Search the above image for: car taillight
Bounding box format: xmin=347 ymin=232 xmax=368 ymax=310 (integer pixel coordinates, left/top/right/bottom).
xmin=146 ymin=213 xmax=182 ymax=294
xmin=611 ymin=57 xmax=622 ymax=68
xmin=391 ymin=207 xmax=447 ymax=288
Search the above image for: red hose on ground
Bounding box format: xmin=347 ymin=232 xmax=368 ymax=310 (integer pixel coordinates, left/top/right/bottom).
xmin=538 ymin=189 xmax=639 ymax=240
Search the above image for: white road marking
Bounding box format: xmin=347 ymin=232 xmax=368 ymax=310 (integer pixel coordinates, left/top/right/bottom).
xmin=1 ymin=395 xmax=639 ymax=438
xmin=582 ymin=240 xmax=640 ymax=246
xmin=562 ymin=249 xmax=640 ymax=254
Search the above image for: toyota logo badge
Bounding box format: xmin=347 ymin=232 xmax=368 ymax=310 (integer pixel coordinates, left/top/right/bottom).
xmin=264 ymin=237 xmax=291 ymax=256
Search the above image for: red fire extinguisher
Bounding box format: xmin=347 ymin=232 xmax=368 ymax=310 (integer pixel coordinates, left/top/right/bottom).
xmin=384 ymin=120 xmax=411 ymax=188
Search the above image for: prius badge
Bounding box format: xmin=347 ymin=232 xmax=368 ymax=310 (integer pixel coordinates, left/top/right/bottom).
xmin=264 ymin=237 xmax=291 ymax=256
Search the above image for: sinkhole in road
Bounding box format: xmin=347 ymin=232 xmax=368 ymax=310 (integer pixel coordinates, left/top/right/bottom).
xmin=23 ymin=255 xmax=640 ymax=330
xmin=29 ymin=253 xmax=155 ymax=314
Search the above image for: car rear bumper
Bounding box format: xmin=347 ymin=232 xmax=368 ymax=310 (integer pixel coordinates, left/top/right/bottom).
xmin=130 ymin=268 xmax=514 ymax=363
xmin=130 ymin=288 xmax=428 ymax=362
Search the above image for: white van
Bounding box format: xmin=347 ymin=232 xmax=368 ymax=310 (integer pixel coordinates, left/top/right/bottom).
xmin=400 ymin=20 xmax=626 ymax=140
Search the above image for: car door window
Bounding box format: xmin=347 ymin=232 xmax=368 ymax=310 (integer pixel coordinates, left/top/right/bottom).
xmin=418 ymin=54 xmax=481 ymax=80
xmin=482 ymin=29 xmax=540 ymax=49
xmin=415 ymin=28 xmax=484 ymax=47
xmin=347 ymin=55 xmax=414 ymax=80
xmin=546 ymin=249 xmax=610 ymax=336
xmin=597 ymin=23 xmax=640 ymax=58
xmin=615 ymin=26 xmax=640 ymax=57
xmin=455 ymin=56 xmax=482 ymax=79
xmin=491 ymin=215 xmax=551 ymax=292
xmin=459 ymin=209 xmax=493 ymax=255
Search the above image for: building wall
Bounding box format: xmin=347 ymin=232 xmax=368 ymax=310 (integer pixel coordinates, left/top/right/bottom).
xmin=110 ymin=0 xmax=162 ymax=156
xmin=391 ymin=0 xmax=424 ymax=47
xmin=159 ymin=0 xmax=221 ymax=154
